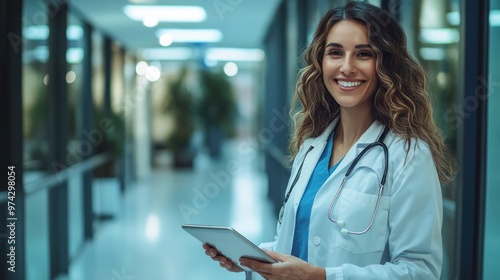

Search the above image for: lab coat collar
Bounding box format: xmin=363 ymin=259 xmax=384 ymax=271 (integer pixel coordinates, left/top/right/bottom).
xmin=326 ymin=117 xmax=387 ymax=179
xmin=307 ymin=117 xmax=386 ymax=149
xmin=291 ymin=117 xmax=387 ymax=206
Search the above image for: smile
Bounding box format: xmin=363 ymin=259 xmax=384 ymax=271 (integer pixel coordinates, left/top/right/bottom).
xmin=336 ymin=80 xmax=364 ymax=88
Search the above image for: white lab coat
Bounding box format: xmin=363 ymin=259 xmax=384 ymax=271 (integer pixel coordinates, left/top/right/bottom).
xmin=251 ymin=118 xmax=443 ymax=280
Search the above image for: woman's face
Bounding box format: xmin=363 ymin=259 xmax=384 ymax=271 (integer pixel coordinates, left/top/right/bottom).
xmin=322 ymin=20 xmax=378 ymax=112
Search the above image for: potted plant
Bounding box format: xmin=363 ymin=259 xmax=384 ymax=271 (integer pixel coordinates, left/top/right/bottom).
xmin=163 ymin=67 xmax=197 ymax=168
xmin=197 ymin=69 xmax=237 ymax=158
xmin=94 ymin=109 xmax=125 ymax=177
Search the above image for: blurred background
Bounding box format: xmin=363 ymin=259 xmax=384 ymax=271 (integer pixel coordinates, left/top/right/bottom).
xmin=1 ymin=0 xmax=499 ymax=279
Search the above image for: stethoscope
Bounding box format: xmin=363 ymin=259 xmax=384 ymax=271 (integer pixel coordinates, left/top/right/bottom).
xmin=279 ymin=125 xmax=390 ymax=236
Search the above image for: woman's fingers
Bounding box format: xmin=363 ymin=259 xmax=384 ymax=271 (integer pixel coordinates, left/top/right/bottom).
xmin=202 ymin=243 xmax=242 ymax=272
xmin=203 ymin=243 xmax=217 ymax=257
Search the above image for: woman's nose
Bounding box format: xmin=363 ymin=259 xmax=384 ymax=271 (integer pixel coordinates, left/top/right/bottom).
xmin=340 ymin=57 xmax=356 ymax=75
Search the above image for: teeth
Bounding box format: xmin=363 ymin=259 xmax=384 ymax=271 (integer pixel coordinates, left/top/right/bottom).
xmin=338 ymin=80 xmax=363 ymax=87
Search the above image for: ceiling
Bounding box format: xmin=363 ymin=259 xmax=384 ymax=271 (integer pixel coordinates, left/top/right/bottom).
xmin=69 ymin=0 xmax=282 ymax=54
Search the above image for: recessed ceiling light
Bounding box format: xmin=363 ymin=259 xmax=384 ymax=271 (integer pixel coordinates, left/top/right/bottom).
xmin=159 ymin=34 xmax=173 ymax=47
xmin=123 ymin=5 xmax=206 ymax=22
xmin=224 ymin=62 xmax=238 ymax=77
xmin=156 ymin=29 xmax=223 ymax=43
xmin=143 ymin=16 xmax=159 ymax=27
xmin=136 ymin=61 xmax=149 ymax=75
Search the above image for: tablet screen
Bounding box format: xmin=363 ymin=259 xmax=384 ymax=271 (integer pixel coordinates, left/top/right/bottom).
xmin=182 ymin=224 xmax=277 ymax=271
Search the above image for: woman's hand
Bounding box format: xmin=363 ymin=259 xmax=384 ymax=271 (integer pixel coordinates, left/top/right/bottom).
xmin=202 ymin=243 xmax=244 ymax=273
xmin=239 ymin=250 xmax=325 ymax=280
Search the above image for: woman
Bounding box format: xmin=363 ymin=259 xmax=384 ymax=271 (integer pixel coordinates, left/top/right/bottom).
xmin=204 ymin=1 xmax=455 ymax=279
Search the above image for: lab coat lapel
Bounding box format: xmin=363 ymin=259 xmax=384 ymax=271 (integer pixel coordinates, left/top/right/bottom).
xmin=292 ymin=119 xmax=339 ymax=206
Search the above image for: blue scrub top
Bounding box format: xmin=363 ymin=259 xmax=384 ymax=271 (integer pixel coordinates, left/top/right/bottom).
xmin=291 ymin=130 xmax=341 ymax=261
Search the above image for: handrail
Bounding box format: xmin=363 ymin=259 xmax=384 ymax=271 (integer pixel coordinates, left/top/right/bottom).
xmin=23 ymin=152 xmax=112 ymax=195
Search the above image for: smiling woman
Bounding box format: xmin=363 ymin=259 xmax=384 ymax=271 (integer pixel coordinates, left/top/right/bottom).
xmin=202 ymin=2 xmax=456 ymax=279
xmin=321 ymin=20 xmax=378 ymax=115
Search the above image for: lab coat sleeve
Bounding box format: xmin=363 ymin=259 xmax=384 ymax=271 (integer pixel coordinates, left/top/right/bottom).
xmin=325 ymin=142 xmax=443 ymax=280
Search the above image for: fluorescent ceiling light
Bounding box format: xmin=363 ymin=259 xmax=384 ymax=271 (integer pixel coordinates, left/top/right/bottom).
xmin=447 ymin=10 xmax=500 ymax=26
xmin=128 ymin=0 xmax=155 ymax=3
xmin=123 ymin=5 xmax=206 ymax=22
xmin=24 ymin=25 xmax=83 ymax=40
xmin=67 ymin=25 xmax=83 ymax=40
xmin=446 ymin=11 xmax=460 ymax=26
xmin=24 ymin=25 xmax=49 ymax=40
xmin=140 ymin=47 xmax=265 ymax=62
xmin=206 ymin=48 xmax=265 ymax=62
xmin=420 ymin=28 xmax=460 ymax=44
xmin=419 ymin=47 xmax=446 ymax=61
xmin=155 ymin=29 xmax=222 ymax=43
xmin=141 ymin=48 xmax=193 ymax=60
xmin=67 ymin=48 xmax=84 ymax=63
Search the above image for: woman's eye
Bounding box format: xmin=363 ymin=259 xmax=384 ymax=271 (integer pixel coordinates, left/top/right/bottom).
xmin=358 ymin=51 xmax=373 ymax=58
xmin=327 ymin=49 xmax=342 ymax=56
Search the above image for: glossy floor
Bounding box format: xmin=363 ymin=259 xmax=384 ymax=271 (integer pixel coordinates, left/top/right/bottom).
xmin=64 ymin=142 xmax=277 ymax=280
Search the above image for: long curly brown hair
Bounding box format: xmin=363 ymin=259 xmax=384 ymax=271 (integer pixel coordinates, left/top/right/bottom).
xmin=289 ymin=1 xmax=456 ymax=184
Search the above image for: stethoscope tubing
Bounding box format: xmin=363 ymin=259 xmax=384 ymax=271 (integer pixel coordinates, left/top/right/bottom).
xmin=279 ymin=125 xmax=390 ymax=236
xmin=328 ymin=128 xmax=389 ymax=235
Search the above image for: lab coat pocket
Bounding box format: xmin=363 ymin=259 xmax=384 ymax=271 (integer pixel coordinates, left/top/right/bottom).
xmin=334 ymin=188 xmax=390 ymax=254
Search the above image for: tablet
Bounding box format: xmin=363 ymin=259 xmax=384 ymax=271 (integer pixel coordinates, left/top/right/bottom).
xmin=182 ymin=224 xmax=277 ymax=271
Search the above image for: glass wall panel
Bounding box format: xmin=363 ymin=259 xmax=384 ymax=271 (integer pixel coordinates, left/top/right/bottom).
xmin=484 ymin=1 xmax=500 ymax=278
xmin=67 ymin=13 xmax=85 ymax=156
xmin=25 ymin=189 xmax=50 ymax=280
xmin=22 ymin=0 xmax=50 ymax=183
xmin=399 ymin=0 xmax=461 ymax=279
xmin=65 ymin=10 xmax=86 ymax=263
xmin=68 ymin=174 xmax=84 ymax=261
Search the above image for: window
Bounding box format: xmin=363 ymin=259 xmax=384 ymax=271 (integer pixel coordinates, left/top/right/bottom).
xmin=22 ymin=0 xmax=51 ymax=182
xmin=483 ymin=0 xmax=500 ymax=278
xmin=399 ymin=0 xmax=461 ymax=278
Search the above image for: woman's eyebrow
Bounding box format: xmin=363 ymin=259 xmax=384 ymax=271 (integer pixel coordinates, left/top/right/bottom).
xmin=325 ymin=42 xmax=371 ymax=49
xmin=325 ymin=42 xmax=343 ymax=48
xmin=355 ymin=44 xmax=371 ymax=49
